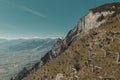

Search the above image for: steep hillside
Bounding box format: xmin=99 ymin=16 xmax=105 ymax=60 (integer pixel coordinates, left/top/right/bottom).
xmin=14 ymin=2 xmax=120 ymax=80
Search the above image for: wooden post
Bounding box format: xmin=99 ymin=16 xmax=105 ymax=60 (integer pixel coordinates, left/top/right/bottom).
xmin=90 ymin=64 xmax=94 ymax=72
xmin=104 ymin=50 xmax=107 ymax=57
xmin=117 ymin=52 xmax=120 ymax=64
xmin=85 ymin=58 xmax=92 ymax=66
xmin=117 ymin=14 xmax=120 ymax=22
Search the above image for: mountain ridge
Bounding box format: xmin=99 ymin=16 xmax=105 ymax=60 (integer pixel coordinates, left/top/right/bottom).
xmin=41 ymin=2 xmax=120 ymax=66
xmin=13 ymin=2 xmax=120 ymax=80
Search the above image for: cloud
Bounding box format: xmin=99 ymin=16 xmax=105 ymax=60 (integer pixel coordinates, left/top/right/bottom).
xmin=1 ymin=0 xmax=47 ymax=18
xmin=0 ymin=36 xmax=59 ymax=40
xmin=17 ymin=5 xmax=47 ymax=18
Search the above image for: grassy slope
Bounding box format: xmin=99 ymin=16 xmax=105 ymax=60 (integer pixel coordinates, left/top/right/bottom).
xmin=22 ymin=15 xmax=120 ymax=80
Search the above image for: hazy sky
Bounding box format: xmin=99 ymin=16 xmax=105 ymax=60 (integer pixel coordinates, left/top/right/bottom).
xmin=0 ymin=0 xmax=119 ymax=39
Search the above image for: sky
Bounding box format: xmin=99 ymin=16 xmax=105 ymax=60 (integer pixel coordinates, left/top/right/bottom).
xmin=0 ymin=0 xmax=119 ymax=39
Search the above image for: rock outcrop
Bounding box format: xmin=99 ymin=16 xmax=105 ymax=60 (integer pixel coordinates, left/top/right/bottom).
xmin=41 ymin=2 xmax=120 ymax=65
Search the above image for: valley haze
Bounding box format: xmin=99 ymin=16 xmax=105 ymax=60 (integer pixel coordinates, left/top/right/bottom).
xmin=0 ymin=38 xmax=56 ymax=80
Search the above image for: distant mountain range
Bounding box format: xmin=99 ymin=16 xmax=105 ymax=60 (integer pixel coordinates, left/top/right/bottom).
xmin=0 ymin=38 xmax=56 ymax=52
xmin=0 ymin=38 xmax=56 ymax=80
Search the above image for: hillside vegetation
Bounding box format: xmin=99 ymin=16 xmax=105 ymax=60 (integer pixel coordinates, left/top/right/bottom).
xmin=22 ymin=5 xmax=120 ymax=80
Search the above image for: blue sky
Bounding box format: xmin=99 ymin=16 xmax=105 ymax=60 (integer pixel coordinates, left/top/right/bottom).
xmin=0 ymin=0 xmax=119 ymax=39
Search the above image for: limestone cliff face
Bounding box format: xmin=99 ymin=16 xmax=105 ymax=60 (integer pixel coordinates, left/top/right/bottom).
xmin=41 ymin=1 xmax=120 ymax=66
xmin=64 ymin=10 xmax=116 ymax=45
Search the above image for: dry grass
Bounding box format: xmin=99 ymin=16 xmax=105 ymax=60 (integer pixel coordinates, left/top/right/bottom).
xmin=23 ymin=15 xmax=120 ymax=80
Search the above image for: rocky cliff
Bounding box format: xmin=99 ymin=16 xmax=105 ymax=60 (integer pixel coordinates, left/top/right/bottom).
xmin=41 ymin=2 xmax=119 ymax=65
xmin=12 ymin=2 xmax=120 ymax=80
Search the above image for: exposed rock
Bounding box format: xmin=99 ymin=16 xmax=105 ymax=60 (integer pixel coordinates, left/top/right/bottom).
xmin=90 ymin=64 xmax=103 ymax=72
xmin=99 ymin=76 xmax=112 ymax=80
xmin=55 ymin=73 xmax=64 ymax=80
xmin=11 ymin=61 xmax=41 ymax=80
xmin=103 ymin=49 xmax=112 ymax=57
xmin=41 ymin=38 xmax=65 ymax=65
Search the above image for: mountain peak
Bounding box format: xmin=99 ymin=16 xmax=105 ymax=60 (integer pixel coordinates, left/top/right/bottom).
xmin=90 ymin=2 xmax=120 ymax=13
